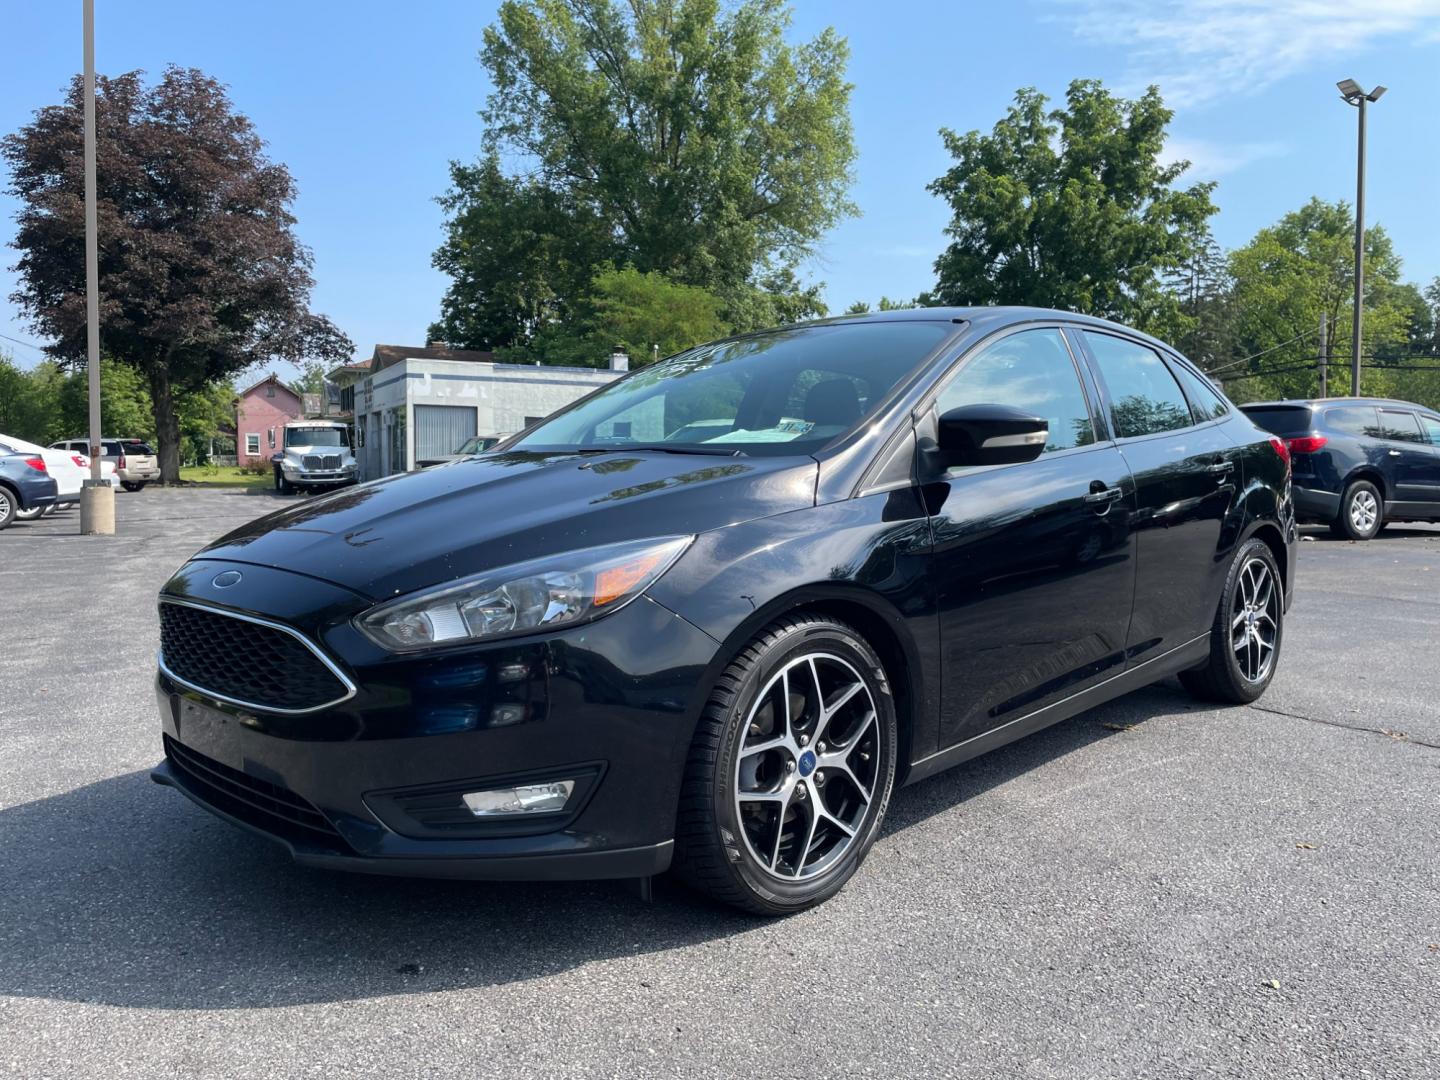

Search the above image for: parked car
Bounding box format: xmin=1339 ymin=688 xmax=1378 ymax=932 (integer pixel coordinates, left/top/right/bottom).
xmin=418 ymin=434 xmax=504 ymax=468
xmin=0 ymin=448 xmax=58 ymax=529
xmin=0 ymin=434 xmax=119 ymax=520
xmin=271 ymin=421 xmax=359 ymax=494
xmin=50 ymin=437 xmax=160 ymax=491
xmin=152 ymin=308 xmax=1295 ymax=914
xmin=1240 ymin=397 xmax=1440 ymax=540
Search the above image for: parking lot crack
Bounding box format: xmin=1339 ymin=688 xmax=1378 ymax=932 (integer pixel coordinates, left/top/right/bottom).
xmin=1246 ymin=703 xmax=1440 ymax=751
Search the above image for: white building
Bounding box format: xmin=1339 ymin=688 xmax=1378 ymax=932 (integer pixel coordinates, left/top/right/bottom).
xmin=343 ymin=343 xmax=626 ymax=480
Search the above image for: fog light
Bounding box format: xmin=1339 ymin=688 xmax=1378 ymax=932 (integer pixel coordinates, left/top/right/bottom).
xmin=462 ymin=780 xmax=575 ymax=817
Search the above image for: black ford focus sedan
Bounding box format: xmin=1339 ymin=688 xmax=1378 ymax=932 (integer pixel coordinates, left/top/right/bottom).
xmin=153 ymin=307 xmax=1296 ymax=914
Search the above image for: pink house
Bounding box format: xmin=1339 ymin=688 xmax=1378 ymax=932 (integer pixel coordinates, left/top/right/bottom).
xmin=235 ymin=373 xmax=303 ymax=467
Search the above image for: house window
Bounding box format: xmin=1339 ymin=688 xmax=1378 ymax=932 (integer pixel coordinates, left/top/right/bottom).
xmin=265 ymin=383 xmax=276 ymax=399
xmin=267 ymin=428 xmax=276 ymax=449
xmin=245 ymin=433 xmax=261 ymax=456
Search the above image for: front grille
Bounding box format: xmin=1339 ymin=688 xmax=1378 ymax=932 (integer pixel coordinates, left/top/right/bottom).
xmin=164 ymin=735 xmax=349 ymax=851
xmin=301 ymin=454 xmax=340 ymax=471
xmin=159 ymin=600 xmax=351 ymax=713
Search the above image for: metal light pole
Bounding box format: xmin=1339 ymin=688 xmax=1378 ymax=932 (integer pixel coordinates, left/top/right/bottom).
xmin=79 ymin=0 xmax=114 ymax=534
xmin=1337 ymin=79 xmax=1386 ymax=398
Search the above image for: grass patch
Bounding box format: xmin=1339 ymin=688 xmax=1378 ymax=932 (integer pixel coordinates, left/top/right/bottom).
xmin=178 ymin=464 xmax=272 ymax=489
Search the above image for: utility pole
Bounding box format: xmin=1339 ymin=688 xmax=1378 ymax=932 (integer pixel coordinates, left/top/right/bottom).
xmin=1337 ymin=79 xmax=1387 ymax=398
xmin=1318 ymin=312 xmax=1328 ymax=398
xmin=79 ymin=0 xmax=115 ymax=534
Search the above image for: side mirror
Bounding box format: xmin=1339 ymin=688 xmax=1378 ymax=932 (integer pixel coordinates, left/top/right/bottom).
xmin=936 ymin=404 xmax=1048 ymax=467
xmin=270 ymin=453 xmax=284 ymax=464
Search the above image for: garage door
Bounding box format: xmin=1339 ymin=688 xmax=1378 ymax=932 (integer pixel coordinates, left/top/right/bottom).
xmin=414 ymin=404 xmax=477 ymax=464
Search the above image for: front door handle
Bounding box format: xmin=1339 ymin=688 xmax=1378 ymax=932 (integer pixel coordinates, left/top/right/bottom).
xmin=1388 ymin=449 xmax=1402 ymax=457
xmin=1205 ymin=460 xmax=1234 ymax=474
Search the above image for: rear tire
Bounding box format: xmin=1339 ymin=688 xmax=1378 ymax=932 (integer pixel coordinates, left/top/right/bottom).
xmin=1330 ymin=479 xmax=1382 ymax=541
xmin=0 ymin=486 xmax=16 ymax=530
xmin=14 ymin=505 xmax=43 ymax=521
xmin=674 ymin=613 xmax=898 ymax=916
xmin=120 ymin=481 xmax=144 ymax=493
xmin=1180 ymin=538 xmax=1283 ymax=704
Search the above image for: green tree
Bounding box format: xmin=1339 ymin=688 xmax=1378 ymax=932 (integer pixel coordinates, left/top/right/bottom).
xmin=928 ymin=80 xmax=1216 ymax=339
xmin=433 ymin=0 xmax=854 ymax=353
xmin=1222 ymin=198 xmax=1420 ymax=402
xmin=576 ymin=265 xmax=729 ymax=364
xmin=291 ymin=360 xmax=329 ymax=397
xmin=3 ymin=67 xmax=352 ymax=482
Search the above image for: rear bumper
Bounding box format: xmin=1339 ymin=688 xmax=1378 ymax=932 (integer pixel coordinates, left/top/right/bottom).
xmin=1293 ymin=484 xmax=1340 ymax=522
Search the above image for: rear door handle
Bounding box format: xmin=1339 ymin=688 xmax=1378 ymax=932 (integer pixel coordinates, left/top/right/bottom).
xmin=1205 ymin=460 xmax=1234 ymax=474
xmin=1388 ymin=449 xmax=1402 ymax=457
xmin=1084 ymin=485 xmax=1123 ymax=504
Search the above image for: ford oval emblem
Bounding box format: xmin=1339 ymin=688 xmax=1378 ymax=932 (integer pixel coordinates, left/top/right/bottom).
xmin=212 ymin=570 xmax=243 ymax=589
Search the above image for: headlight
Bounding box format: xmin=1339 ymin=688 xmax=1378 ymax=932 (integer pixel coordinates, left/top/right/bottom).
xmin=356 ymin=536 xmax=693 ymax=652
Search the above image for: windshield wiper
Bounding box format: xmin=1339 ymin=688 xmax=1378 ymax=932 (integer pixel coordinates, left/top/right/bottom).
xmin=621 ymin=445 xmax=746 ymax=457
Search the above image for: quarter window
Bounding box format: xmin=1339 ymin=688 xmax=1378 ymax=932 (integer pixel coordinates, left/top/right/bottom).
xmin=1083 ymin=332 xmax=1193 ymax=438
xmin=935 ymin=329 xmax=1095 ymax=454
xmin=1420 ymin=415 xmax=1440 ymax=444
xmin=1169 ymin=361 xmax=1230 ymax=421
xmin=1324 ymin=406 xmax=1379 ymax=438
xmin=1378 ymin=410 xmax=1423 ymax=443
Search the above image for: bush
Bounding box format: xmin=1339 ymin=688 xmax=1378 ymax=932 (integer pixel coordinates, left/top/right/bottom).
xmin=240 ymin=458 xmax=270 ymax=476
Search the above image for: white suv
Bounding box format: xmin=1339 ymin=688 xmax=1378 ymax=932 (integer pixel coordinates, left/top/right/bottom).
xmin=273 ymin=422 xmax=358 ymax=494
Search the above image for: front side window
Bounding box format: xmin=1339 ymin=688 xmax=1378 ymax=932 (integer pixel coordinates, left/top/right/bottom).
xmin=1083 ymin=332 xmax=1193 ymax=438
xmin=511 ymin=322 xmax=952 ymax=457
xmin=1378 ymin=410 xmax=1423 ymax=443
xmin=1169 ymin=361 xmax=1230 ymax=421
xmin=935 ymin=328 xmax=1096 ymax=453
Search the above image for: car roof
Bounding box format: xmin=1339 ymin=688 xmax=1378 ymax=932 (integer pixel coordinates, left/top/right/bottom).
xmin=752 ymin=305 xmax=1185 ymax=356
xmin=1240 ymin=397 xmax=1432 ymax=411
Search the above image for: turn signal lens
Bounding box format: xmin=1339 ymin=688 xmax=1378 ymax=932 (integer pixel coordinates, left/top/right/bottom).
xmin=462 ymin=780 xmax=575 ymax=816
xmin=357 ymin=536 xmax=693 ymax=652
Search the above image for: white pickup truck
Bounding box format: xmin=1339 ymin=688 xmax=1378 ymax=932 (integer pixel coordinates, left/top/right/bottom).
xmin=272 ymin=421 xmax=358 ymax=494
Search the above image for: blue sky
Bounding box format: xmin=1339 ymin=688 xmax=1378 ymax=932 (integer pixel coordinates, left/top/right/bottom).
xmin=2 ymin=0 xmax=1438 ymax=375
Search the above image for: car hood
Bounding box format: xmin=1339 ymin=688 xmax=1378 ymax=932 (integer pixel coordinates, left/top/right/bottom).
xmin=195 ymin=450 xmax=818 ymax=601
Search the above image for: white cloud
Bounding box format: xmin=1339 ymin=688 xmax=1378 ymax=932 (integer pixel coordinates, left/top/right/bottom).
xmin=1054 ymin=0 xmax=1440 ymax=106
xmin=1161 ymin=136 xmax=1288 ymax=178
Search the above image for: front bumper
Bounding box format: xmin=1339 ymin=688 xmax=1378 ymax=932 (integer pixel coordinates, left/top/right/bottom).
xmin=285 ymin=470 xmax=357 ymax=486
xmin=151 ymin=563 xmax=718 ymax=880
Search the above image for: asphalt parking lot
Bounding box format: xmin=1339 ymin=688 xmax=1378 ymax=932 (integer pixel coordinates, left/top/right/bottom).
xmin=1 ymin=489 xmax=1437 ymax=1079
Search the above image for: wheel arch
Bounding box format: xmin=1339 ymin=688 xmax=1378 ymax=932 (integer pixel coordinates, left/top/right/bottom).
xmin=1343 ymin=465 xmax=1387 ymax=501
xmin=703 ymin=584 xmax=927 ymax=786
xmin=1242 ymin=519 xmax=1288 ymax=593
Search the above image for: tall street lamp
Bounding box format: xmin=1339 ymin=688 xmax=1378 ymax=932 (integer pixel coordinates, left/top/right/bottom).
xmin=1337 ymin=78 xmax=1386 ymax=397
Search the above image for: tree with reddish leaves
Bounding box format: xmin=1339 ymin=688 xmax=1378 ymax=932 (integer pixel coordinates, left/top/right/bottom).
xmin=3 ymin=66 xmax=351 ymax=482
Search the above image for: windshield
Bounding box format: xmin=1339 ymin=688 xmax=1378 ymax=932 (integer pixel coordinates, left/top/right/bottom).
xmin=455 ymin=436 xmax=498 ymax=454
xmin=285 ymin=427 xmax=348 ymax=448
xmin=511 ymin=322 xmax=953 ymax=457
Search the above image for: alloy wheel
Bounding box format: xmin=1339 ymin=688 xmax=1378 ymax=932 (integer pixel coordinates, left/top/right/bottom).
xmin=733 ymin=652 xmax=880 ymax=880
xmin=1231 ymin=557 xmax=1279 ymax=683
xmin=1350 ymin=489 xmax=1378 ymax=533
xmin=0 ymin=490 xmax=11 ymax=519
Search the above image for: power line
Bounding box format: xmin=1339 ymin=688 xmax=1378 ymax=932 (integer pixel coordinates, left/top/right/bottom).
xmin=1205 ymin=328 xmax=1320 ymax=376
xmin=0 ymin=332 xmax=47 ymax=355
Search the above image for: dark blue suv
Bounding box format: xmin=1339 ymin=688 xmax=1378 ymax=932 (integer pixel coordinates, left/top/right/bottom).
xmin=1241 ymin=398 xmax=1440 ymax=540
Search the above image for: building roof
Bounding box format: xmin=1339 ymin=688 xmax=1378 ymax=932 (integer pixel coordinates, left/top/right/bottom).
xmin=368 ymin=343 xmax=496 ymax=373
xmin=235 ymin=372 xmax=301 ymax=400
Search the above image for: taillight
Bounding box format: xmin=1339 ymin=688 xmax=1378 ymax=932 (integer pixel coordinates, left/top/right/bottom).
xmin=71 ymin=454 xmax=89 ymax=468
xmin=1268 ymin=436 xmax=1291 ymax=476
xmin=117 ymin=453 xmax=127 ymax=470
xmin=23 ymin=455 xmax=47 ymax=473
xmin=1285 ymin=435 xmax=1328 ymax=455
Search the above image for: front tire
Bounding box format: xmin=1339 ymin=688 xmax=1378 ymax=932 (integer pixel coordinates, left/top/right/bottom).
xmin=1330 ymin=479 xmax=1382 ymax=541
xmin=13 ymin=505 xmax=44 ymax=521
xmin=674 ymin=613 xmax=898 ymax=915
xmin=1180 ymin=538 xmax=1283 ymax=704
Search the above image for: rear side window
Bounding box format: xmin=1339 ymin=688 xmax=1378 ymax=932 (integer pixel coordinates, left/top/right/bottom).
xmin=936 ymin=328 xmax=1096 ymax=453
xmin=1420 ymin=416 xmax=1440 ymax=444
xmin=123 ymin=441 xmax=155 ymax=455
xmin=1169 ymin=361 xmax=1230 ymax=421
xmin=1325 ymin=406 xmax=1380 ymax=438
xmin=1082 ymin=331 xmax=1192 ymax=438
xmin=1378 ymin=410 xmax=1424 ymax=443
